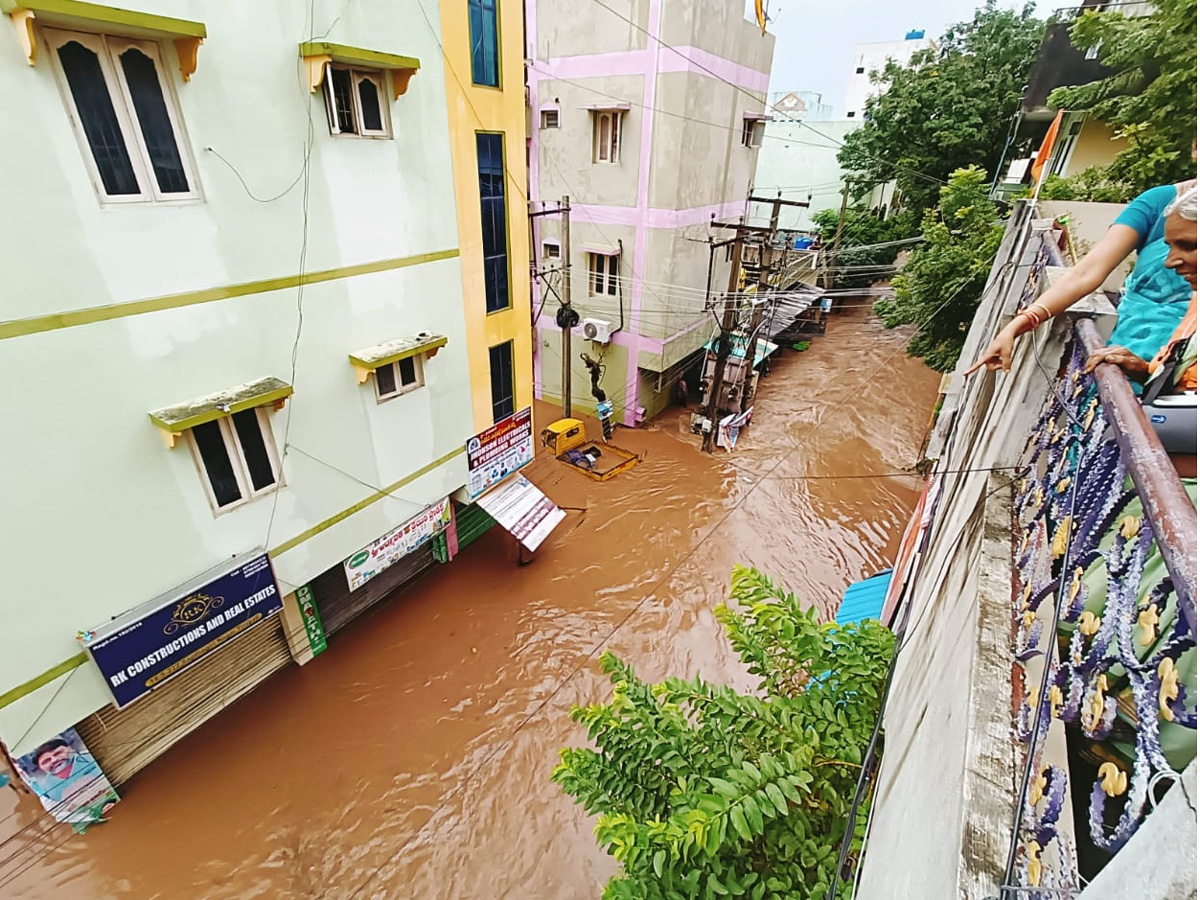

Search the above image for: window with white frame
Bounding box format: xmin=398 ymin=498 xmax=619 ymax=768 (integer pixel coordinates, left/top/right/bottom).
xmin=742 ymin=117 xmax=766 ymax=148
xmin=1049 ymin=116 xmax=1085 ymax=178
xmin=542 ymin=241 xmax=561 ymax=260
xmin=323 ymin=64 xmax=391 ymax=137
xmin=373 ymin=355 xmax=424 ymax=401
xmin=44 ymin=28 xmax=198 ymax=202
xmin=588 ymin=252 xmax=619 ymax=296
xmin=592 ymin=110 xmax=622 ymax=163
xmin=540 ymin=107 xmax=559 ymax=129
xmin=188 ymin=409 xmax=281 ymax=512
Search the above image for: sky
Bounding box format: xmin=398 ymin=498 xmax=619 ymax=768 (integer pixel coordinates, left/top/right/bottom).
xmin=759 ymin=0 xmax=1063 ymax=113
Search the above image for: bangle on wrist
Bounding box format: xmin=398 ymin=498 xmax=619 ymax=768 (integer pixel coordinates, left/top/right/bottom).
xmin=1014 ymin=310 xmax=1039 ymax=333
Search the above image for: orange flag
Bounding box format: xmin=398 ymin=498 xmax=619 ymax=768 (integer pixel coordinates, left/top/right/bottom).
xmin=755 ymin=0 xmax=767 ymax=34
xmin=1030 ymin=110 xmax=1064 ymax=183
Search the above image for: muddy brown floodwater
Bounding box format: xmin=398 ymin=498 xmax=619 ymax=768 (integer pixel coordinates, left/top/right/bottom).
xmin=0 ymin=305 xmax=940 ymax=899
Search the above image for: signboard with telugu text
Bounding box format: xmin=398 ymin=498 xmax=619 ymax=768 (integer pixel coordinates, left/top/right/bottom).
xmin=80 ymin=551 xmax=282 ymax=709
xmin=343 ymin=498 xmax=452 ymax=591
xmin=466 ymin=407 xmax=535 ymax=499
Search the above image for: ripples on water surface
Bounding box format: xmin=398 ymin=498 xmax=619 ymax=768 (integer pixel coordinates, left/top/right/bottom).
xmin=0 ymin=307 xmax=940 ymax=899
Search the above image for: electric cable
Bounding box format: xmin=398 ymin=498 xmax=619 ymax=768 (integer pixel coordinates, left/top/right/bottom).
xmin=203 ymin=145 xmax=308 ymax=204
xmin=346 ymin=258 xmax=998 ymax=899
xmin=581 ymin=0 xmax=948 ymax=190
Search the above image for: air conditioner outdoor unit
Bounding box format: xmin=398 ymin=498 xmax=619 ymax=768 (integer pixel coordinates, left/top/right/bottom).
xmin=581 ymin=318 xmax=614 ymax=343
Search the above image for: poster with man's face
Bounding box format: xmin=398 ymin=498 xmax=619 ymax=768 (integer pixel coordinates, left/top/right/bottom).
xmin=14 ymin=728 xmax=118 ymax=832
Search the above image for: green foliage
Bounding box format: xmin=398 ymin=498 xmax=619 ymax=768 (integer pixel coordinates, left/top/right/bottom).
xmin=810 ymin=208 xmax=919 ymax=290
xmin=1038 ymin=168 xmax=1136 ymax=204
xmin=836 ymin=1 xmax=1044 ymax=213
xmin=1048 ymin=0 xmax=1197 ymax=193
xmin=875 ymin=167 xmax=1004 ymax=372
xmin=552 ymin=566 xmax=895 ymax=900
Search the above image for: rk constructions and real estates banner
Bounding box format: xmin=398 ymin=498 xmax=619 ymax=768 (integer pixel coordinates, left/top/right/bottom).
xmin=79 ymin=551 xmax=282 ymax=708
xmin=466 ymin=407 xmax=534 ymax=499
xmin=343 ymin=497 xmax=453 ymax=591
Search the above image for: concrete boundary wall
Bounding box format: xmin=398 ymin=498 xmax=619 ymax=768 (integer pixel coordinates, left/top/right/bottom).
xmin=856 ymin=205 xmax=1077 ymax=898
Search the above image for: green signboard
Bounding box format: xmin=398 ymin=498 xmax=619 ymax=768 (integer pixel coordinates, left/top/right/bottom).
xmin=295 ymin=584 xmax=327 ymax=656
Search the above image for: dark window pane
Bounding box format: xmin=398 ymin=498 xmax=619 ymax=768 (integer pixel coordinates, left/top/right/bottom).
xmin=193 ymin=420 xmax=242 ymax=507
xmin=231 ymin=410 xmax=276 ymax=492
xmin=57 ymin=41 xmax=140 ymax=196
xmin=376 ymin=362 xmax=398 ymax=396
xmin=118 ymin=48 xmax=188 ymax=194
xmin=330 ymin=67 xmax=356 ymax=133
xmin=590 ymin=255 xmax=602 ymax=295
xmin=357 ymin=76 xmax=383 ymax=132
xmin=398 ymin=356 xmax=418 ymax=386
xmin=608 ymin=255 xmax=619 ymax=294
xmin=476 ymin=133 xmax=509 ymax=313
xmin=468 ymin=0 xmax=500 ymax=87
xmin=489 ymin=341 xmax=514 ymax=422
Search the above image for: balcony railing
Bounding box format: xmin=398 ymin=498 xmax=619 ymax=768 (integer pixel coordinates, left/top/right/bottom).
xmin=1002 ymin=232 xmax=1196 ymax=897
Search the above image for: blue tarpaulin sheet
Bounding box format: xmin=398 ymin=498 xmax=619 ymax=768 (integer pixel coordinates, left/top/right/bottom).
xmin=835 ymin=570 xmax=893 ymax=626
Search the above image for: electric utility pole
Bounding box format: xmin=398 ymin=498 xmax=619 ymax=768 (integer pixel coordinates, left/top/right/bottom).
xmin=702 ymin=228 xmax=745 ymax=453
xmin=823 ymin=183 xmax=850 ymax=291
xmin=741 ymin=299 xmax=765 ymax=413
xmin=560 ymin=194 xmax=573 ymax=418
xmin=529 ymin=196 xmax=576 ymax=418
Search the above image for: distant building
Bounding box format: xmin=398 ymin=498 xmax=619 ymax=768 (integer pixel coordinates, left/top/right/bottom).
xmin=752 ymin=121 xmax=859 ymax=232
xmin=843 ymin=30 xmax=935 ymax=120
xmin=770 ymin=90 xmax=833 ymax=122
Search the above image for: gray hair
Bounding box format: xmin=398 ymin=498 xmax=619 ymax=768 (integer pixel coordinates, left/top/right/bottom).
xmin=1165 ymin=185 xmax=1197 ymax=222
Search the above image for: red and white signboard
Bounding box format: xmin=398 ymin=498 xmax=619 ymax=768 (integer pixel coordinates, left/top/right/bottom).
xmin=466 ymin=407 xmax=535 ymax=499
xmin=475 ymin=475 xmax=565 ymax=552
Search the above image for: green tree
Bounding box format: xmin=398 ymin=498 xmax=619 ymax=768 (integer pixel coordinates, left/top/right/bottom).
xmin=837 ymin=1 xmax=1044 ymax=212
xmin=811 ymin=208 xmax=919 ymax=290
xmin=552 ymin=566 xmax=894 ymax=900
xmin=875 ymin=167 xmax=1004 ymax=372
xmin=1038 ymin=168 xmax=1137 ymax=204
xmin=1048 ymin=0 xmax=1197 ymax=193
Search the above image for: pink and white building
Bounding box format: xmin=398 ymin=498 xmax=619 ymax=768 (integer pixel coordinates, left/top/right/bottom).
xmin=526 ymin=0 xmax=774 ymax=424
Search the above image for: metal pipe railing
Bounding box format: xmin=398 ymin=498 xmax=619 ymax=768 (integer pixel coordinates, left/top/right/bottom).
xmin=1043 ymin=231 xmax=1196 ymax=619
xmin=1072 ymin=317 xmax=1197 ymax=624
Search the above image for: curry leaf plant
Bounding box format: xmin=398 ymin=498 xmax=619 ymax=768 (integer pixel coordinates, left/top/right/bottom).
xmin=552 ymin=566 xmax=894 ymax=900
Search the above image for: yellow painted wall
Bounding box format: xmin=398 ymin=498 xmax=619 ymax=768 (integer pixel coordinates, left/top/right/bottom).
xmin=1064 ymin=118 xmax=1129 ymax=177
xmin=439 ymin=0 xmax=533 ymax=431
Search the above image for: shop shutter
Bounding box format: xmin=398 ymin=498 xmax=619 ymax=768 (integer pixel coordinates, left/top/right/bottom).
xmin=432 ymin=529 xmax=451 ymax=563
xmin=308 ymin=543 xmax=436 ymax=637
xmin=76 ymin=617 xmax=290 ymax=785
xmin=455 ymin=501 xmax=496 ymax=550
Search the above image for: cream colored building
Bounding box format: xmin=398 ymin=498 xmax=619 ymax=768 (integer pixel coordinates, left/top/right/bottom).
xmin=0 ymin=0 xmax=529 ymax=776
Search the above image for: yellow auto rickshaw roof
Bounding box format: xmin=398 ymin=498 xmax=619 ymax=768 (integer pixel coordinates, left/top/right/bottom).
xmin=544 ymin=418 xmax=584 ymax=434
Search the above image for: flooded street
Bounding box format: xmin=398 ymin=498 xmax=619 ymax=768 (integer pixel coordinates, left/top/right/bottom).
xmin=1 ymin=306 xmax=940 ymax=899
